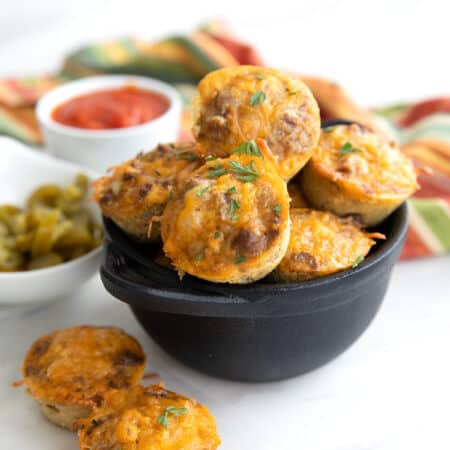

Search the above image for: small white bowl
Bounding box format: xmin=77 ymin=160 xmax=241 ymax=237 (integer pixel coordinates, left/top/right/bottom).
xmin=36 ymin=75 xmax=182 ymax=173
xmin=0 ymin=137 xmax=103 ymax=306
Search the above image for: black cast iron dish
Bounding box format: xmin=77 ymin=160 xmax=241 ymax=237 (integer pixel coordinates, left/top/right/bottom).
xmin=101 ymin=204 xmax=407 ymax=382
xmin=100 ymin=119 xmax=409 ymax=382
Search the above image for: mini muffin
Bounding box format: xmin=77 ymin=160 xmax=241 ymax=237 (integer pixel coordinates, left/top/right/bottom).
xmin=22 ymin=326 xmax=146 ymax=429
xmin=287 ymin=179 xmax=308 ymax=208
xmin=161 ymin=139 xmax=290 ymax=284
xmin=273 ymin=208 xmax=385 ymax=281
xmin=192 ymin=65 xmax=320 ymax=180
xmin=76 ymin=384 xmax=221 ymax=450
xmin=92 ymin=142 xmax=203 ymax=241
xmin=301 ymin=124 xmax=418 ymax=226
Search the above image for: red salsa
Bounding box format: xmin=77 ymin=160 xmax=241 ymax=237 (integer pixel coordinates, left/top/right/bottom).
xmin=52 ymin=86 xmax=170 ymax=130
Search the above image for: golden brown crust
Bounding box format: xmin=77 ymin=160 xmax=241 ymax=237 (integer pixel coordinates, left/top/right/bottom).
xmin=300 ymin=124 xmax=418 ymax=226
xmin=161 ymin=140 xmax=290 ymax=283
xmin=22 ymin=326 xmax=146 ymax=428
xmin=39 ymin=401 xmax=92 ymax=429
xmin=92 ymin=142 xmax=203 ymax=241
xmin=76 ymin=384 xmax=221 ymax=450
xmin=192 ymin=66 xmax=320 ymax=180
xmin=273 ymin=208 xmax=381 ymax=281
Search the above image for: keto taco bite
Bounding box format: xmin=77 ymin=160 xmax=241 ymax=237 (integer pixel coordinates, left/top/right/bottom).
xmin=22 ymin=326 xmax=145 ymax=429
xmin=192 ymin=65 xmax=320 ymax=180
xmin=92 ymin=142 xmax=202 ymax=241
xmin=161 ymin=140 xmax=290 ymax=284
xmin=273 ymin=208 xmax=385 ymax=281
xmin=301 ymin=124 xmax=418 ymax=226
xmin=76 ymin=384 xmax=220 ymax=450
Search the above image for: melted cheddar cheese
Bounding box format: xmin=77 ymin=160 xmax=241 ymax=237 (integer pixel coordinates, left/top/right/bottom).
xmin=161 ymin=140 xmax=290 ymax=283
xmin=192 ymin=66 xmax=320 ymax=180
xmin=301 ymin=124 xmax=418 ymax=226
xmin=77 ymin=384 xmax=221 ymax=450
xmin=92 ymin=142 xmax=202 ymax=241
xmin=274 ymin=208 xmax=383 ymax=281
xmin=22 ymin=326 xmax=145 ymax=408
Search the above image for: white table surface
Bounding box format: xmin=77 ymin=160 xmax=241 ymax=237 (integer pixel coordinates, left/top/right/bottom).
xmin=1 ymin=1 xmax=450 ymax=449
xmin=1 ymin=256 xmax=450 ymax=450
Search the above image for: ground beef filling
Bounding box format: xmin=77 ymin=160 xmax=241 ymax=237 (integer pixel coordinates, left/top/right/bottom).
xmin=231 ymin=228 xmax=279 ymax=257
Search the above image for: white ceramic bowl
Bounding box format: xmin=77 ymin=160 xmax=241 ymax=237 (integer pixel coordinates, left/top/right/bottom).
xmin=36 ymin=75 xmax=182 ymax=173
xmin=0 ymin=137 xmax=103 ymax=306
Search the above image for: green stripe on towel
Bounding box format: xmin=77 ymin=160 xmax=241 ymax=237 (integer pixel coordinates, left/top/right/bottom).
xmin=409 ymin=198 xmax=450 ymax=250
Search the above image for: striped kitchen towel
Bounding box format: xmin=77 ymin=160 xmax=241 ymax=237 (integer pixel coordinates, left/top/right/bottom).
xmin=0 ymin=22 xmax=448 ymax=259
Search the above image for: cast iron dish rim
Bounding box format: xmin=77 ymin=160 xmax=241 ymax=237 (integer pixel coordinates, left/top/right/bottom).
xmin=101 ymin=203 xmax=407 ymax=317
xmin=103 ymin=207 xmax=406 ymax=291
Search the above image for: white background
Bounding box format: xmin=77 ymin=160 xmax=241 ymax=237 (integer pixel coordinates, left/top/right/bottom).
xmin=1 ymin=2 xmax=450 ymax=449
xmin=1 ymin=0 xmax=449 ymax=105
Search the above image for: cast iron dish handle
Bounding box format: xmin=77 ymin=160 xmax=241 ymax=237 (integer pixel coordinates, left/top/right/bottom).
xmin=102 ymin=241 xmax=252 ymax=305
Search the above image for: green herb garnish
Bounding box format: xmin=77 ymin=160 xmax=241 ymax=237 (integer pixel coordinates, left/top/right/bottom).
xmin=339 ymin=142 xmax=361 ymax=155
xmin=226 ymin=186 xmax=237 ymax=193
xmin=175 ymin=151 xmax=199 ymax=161
xmin=230 ymin=199 xmax=240 ymax=213
xmin=208 ymin=163 xmax=227 ymax=178
xmin=205 ymin=155 xmax=216 ymax=162
xmin=229 ymin=160 xmax=259 ymax=182
xmin=231 ymin=214 xmax=240 ymax=221
xmin=352 ymin=255 xmax=364 ymax=268
xmin=273 ymin=204 xmax=281 ymax=216
xmin=168 ymin=191 xmax=174 ymax=200
xmin=288 ymin=89 xmax=299 ymax=96
xmin=155 ymin=170 xmax=161 ymax=176
xmin=214 ymin=231 xmax=221 ymax=238
xmin=231 ymin=140 xmax=263 ymax=158
xmin=195 ymin=254 xmax=203 ymax=262
xmin=157 ymin=406 xmax=188 ymax=429
xmin=250 ymin=90 xmax=266 ymax=106
xmin=255 ymin=74 xmax=266 ymax=80
xmin=235 ymin=255 xmax=246 ymax=264
xmin=196 ymin=186 xmax=209 ymax=197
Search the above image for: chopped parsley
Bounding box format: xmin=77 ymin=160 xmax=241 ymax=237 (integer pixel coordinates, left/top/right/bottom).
xmin=229 ymin=160 xmax=259 ymax=182
xmin=235 ymin=255 xmax=246 ymax=264
xmin=339 ymin=142 xmax=361 ymax=155
xmin=196 ymin=186 xmax=209 ymax=197
xmin=273 ymin=204 xmax=281 ymax=216
xmin=250 ymin=90 xmax=266 ymax=106
xmin=157 ymin=406 xmax=188 ymax=429
xmin=352 ymin=255 xmax=364 ymax=268
xmin=288 ymin=89 xmax=299 ymax=96
xmin=226 ymin=186 xmax=237 ymax=194
xmin=205 ymin=155 xmax=216 ymax=162
xmin=214 ymin=231 xmax=221 ymax=238
xmin=255 ymin=74 xmax=266 ymax=80
xmin=175 ymin=151 xmax=199 ymax=161
xmin=208 ymin=163 xmax=227 ymax=178
xmin=231 ymin=140 xmax=263 ymax=158
xmin=155 ymin=170 xmax=161 ymax=176
xmin=231 ymin=214 xmax=240 ymax=221
xmin=195 ymin=254 xmax=203 ymax=262
xmin=230 ymin=199 xmax=240 ymax=214
xmin=167 ymin=191 xmax=174 ymax=200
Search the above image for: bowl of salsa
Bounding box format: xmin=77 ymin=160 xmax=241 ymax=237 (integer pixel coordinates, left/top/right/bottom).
xmin=37 ymin=76 xmax=182 ymax=173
